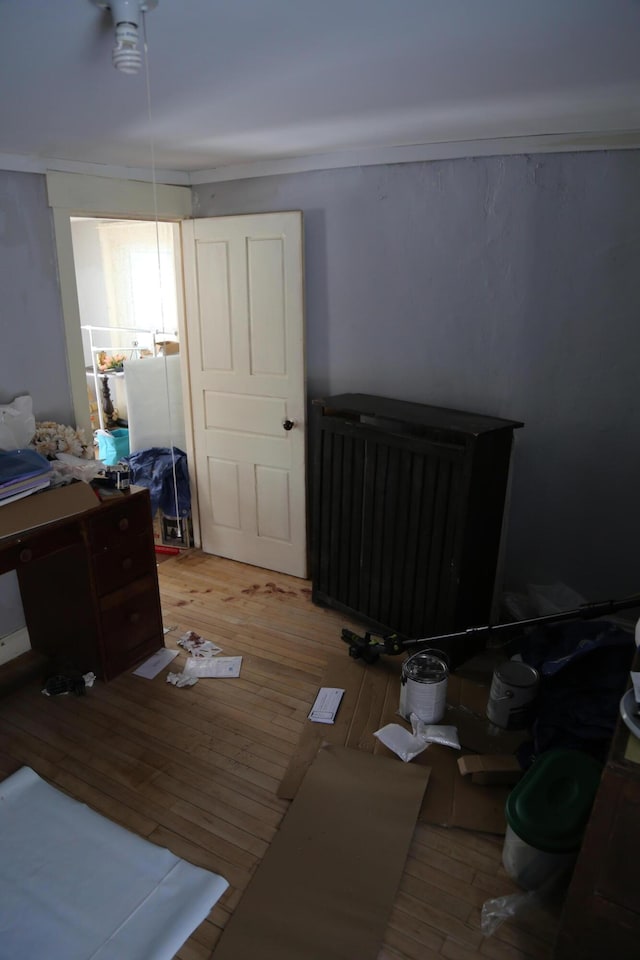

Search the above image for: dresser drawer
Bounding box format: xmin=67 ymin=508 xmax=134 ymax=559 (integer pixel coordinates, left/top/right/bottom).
xmin=89 ymin=493 xmax=152 ymax=551
xmin=92 ymin=533 xmax=154 ymax=596
xmin=102 ymin=635 xmax=162 ymax=681
xmin=12 ymin=521 xmax=84 ymax=568
xmin=99 ymin=575 xmax=163 ymax=656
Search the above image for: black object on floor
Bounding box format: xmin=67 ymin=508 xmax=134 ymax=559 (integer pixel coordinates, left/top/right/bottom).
xmin=43 ymin=673 xmax=86 ymax=696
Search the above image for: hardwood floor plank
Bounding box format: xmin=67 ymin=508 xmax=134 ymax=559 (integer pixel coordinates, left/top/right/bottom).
xmin=51 ymin=767 xmax=159 ymax=837
xmin=386 ymin=908 xmax=446 ymax=956
xmin=60 ymin=683 xmax=288 ymax=814
xmin=0 ymin=552 xmax=552 ymax=960
xmin=404 ymin=856 xmax=490 ymax=910
xmin=409 ymin=837 xmax=476 ymax=885
xmin=175 ymin=937 xmax=212 ymax=960
xmin=168 ymin=798 xmax=270 ymax=858
xmin=399 ymin=872 xmax=473 ymax=923
xmin=377 ymin=947 xmax=407 ymax=960
xmin=442 ymin=939 xmax=486 ymax=960
xmin=415 ymin=825 xmax=502 ymax=876
xmin=394 ymin=891 xmax=483 ymax=951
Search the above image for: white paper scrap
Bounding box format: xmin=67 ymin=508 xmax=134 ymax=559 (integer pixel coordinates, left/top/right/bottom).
xmin=184 ymin=656 xmax=242 ymax=678
xmin=308 ymin=687 xmax=345 ymax=724
xmin=177 ymin=630 xmax=223 ymax=657
xmin=631 ymin=672 xmax=640 ymax=703
xmin=133 ymin=647 xmax=179 ymax=679
xmin=167 ymin=671 xmax=198 ymax=687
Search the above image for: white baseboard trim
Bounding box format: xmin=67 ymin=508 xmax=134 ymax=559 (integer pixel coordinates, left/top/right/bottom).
xmin=0 ymin=627 xmax=31 ymax=667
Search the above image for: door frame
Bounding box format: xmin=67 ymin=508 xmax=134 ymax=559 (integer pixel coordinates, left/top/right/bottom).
xmin=48 ymin=173 xmax=309 ymax=571
xmin=47 ymin=171 xmax=202 ymax=545
xmin=47 ymin=172 xmax=191 ymax=436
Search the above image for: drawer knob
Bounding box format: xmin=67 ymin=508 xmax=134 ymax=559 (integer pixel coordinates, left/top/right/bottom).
xmin=118 ymin=518 xmax=129 ymax=532
xmin=122 ymin=557 xmax=133 ymax=571
xmin=129 ymin=612 xmax=140 ymax=625
xmin=19 ymin=548 xmax=32 ymax=563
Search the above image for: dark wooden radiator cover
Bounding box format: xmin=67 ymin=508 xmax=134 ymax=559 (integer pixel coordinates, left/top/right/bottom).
xmin=310 ymin=394 xmax=523 ymax=668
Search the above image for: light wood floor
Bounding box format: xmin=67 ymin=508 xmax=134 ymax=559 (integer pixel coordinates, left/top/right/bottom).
xmin=0 ymin=551 xmax=558 ymax=960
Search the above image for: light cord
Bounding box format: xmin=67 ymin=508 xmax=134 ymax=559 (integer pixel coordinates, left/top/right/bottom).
xmin=142 ymin=10 xmax=181 ymax=528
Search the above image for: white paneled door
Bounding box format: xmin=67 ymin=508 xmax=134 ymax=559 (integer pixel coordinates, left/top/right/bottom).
xmin=181 ymin=213 xmax=307 ymax=577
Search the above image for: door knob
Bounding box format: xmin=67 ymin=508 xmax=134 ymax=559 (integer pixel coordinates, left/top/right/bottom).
xmin=282 ymin=419 xmax=295 ymax=431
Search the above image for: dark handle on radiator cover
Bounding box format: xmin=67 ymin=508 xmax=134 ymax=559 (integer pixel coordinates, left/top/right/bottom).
xmin=282 ymin=419 xmax=295 ymax=431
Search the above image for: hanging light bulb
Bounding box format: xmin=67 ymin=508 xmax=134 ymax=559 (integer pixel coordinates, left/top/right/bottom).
xmin=94 ymin=0 xmax=158 ymax=75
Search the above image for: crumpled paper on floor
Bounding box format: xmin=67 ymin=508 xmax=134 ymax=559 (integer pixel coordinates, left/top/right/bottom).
xmin=167 ymin=671 xmax=198 ymax=688
xmin=176 ymin=630 xmax=222 ymax=658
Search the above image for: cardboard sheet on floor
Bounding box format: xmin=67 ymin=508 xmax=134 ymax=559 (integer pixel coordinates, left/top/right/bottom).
xmin=278 ymin=655 xmax=525 ymax=834
xmin=213 ymin=744 xmax=430 ymax=960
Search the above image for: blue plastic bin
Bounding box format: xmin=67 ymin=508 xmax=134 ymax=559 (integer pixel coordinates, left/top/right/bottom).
xmin=97 ymin=429 xmax=130 ymax=466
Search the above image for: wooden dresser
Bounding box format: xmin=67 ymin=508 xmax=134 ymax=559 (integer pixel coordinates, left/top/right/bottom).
xmin=553 ymin=663 xmax=640 ymax=959
xmin=1 ymin=484 xmax=164 ymax=682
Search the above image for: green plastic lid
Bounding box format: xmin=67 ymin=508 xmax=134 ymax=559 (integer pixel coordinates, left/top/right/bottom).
xmin=505 ymin=748 xmax=603 ymax=854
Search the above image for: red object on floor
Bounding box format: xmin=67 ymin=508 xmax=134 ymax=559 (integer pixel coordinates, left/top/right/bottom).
xmin=154 ymin=545 xmax=180 ymax=555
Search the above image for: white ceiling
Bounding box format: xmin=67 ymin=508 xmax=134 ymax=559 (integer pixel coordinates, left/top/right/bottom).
xmin=1 ymin=0 xmax=639 ymax=184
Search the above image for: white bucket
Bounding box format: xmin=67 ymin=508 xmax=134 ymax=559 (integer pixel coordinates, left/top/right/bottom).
xmin=486 ymin=660 xmax=539 ymax=729
xmin=502 ymin=824 xmax=576 ymax=890
xmin=399 ymin=650 xmax=449 ymax=723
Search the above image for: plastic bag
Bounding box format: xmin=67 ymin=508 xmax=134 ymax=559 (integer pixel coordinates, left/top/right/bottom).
xmin=481 ymin=889 xmax=539 ymax=936
xmin=410 ymin=715 xmax=461 ymax=749
xmin=526 ymin=582 xmax=587 ymax=616
xmin=51 ymin=452 xmax=104 ymax=483
xmin=481 ymin=870 xmax=569 ymax=937
xmin=373 ymin=723 xmax=430 ymax=762
xmin=0 ymin=395 xmax=35 ymax=450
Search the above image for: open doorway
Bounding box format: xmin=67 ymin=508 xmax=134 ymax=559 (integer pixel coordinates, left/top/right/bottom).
xmin=48 ymin=174 xmax=308 ymax=575
xmin=68 ymin=214 xmax=193 ymax=549
xmin=70 ymin=216 xmax=185 ymax=449
xmin=48 ymin=171 xmax=198 ymax=549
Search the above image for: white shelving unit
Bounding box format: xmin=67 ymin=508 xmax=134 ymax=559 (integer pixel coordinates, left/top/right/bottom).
xmin=82 ymin=324 xmax=156 ymax=431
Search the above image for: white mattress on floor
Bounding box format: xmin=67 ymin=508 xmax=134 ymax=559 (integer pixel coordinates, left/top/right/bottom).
xmin=0 ymin=766 xmax=228 ymax=960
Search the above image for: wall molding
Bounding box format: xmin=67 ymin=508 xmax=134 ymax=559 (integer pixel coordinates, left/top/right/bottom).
xmin=0 ymin=153 xmax=190 ymax=186
xmin=188 ymin=130 xmax=640 ymax=184
xmin=1 ymin=130 xmax=639 ymax=188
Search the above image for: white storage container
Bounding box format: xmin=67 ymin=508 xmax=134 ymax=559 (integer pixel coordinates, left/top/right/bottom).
xmin=502 ymin=824 xmax=576 ymax=890
xmin=502 ymin=748 xmax=603 ymax=890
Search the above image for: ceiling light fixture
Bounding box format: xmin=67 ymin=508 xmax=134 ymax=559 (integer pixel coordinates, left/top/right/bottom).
xmin=93 ymin=0 xmax=158 ymax=75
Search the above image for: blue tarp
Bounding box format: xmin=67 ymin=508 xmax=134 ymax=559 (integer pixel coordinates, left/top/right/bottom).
xmin=124 ymin=447 xmax=191 ymax=518
xmin=517 ymin=620 xmax=635 ymax=767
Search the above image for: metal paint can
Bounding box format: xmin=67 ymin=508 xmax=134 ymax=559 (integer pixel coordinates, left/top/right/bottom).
xmin=399 ymin=650 xmax=449 ymax=724
xmin=486 ymin=660 xmax=540 ymax=729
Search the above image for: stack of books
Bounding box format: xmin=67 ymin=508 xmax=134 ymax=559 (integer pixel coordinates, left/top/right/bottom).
xmin=0 ymin=449 xmax=53 ymax=506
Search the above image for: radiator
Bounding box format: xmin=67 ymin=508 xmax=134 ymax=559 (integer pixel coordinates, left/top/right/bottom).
xmin=310 ymin=394 xmax=523 ymax=666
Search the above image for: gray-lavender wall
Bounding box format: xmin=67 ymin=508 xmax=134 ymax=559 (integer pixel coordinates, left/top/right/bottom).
xmin=193 ymin=152 xmax=640 ymax=603
xmin=0 ymin=155 xmax=638 ymax=642
xmin=0 ymin=170 xmax=73 ymax=641
xmin=0 ymin=171 xmax=73 ymax=422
